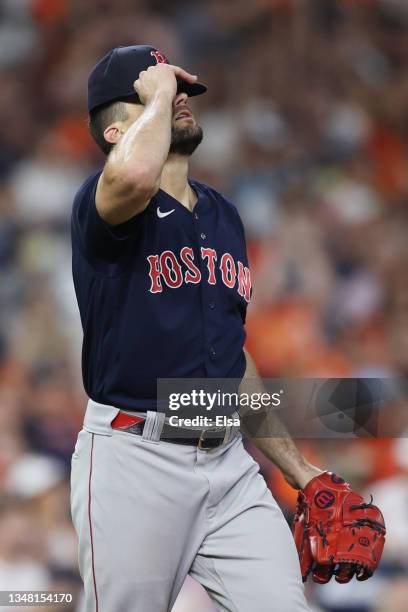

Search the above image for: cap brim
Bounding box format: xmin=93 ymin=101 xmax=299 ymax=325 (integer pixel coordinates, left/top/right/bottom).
xmin=177 ymin=81 xmax=207 ymax=97
xmin=90 ymin=81 xmax=207 ymax=113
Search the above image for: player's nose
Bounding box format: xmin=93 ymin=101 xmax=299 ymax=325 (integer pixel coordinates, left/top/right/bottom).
xmin=173 ymin=92 xmax=188 ymax=107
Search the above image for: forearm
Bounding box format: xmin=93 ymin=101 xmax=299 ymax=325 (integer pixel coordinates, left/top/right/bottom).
xmin=107 ymin=90 xmax=173 ymax=184
xmin=239 ymin=350 xmax=322 ymax=489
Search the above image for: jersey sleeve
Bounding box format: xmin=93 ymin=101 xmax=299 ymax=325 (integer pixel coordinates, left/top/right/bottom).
xmin=229 ymin=197 xmax=253 ymax=315
xmin=72 ymin=170 xmax=144 ymax=262
xmin=211 ymin=186 xmax=253 ymax=321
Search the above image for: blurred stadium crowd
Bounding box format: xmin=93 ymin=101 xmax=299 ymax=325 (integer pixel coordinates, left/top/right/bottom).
xmin=0 ymin=0 xmax=407 ymax=610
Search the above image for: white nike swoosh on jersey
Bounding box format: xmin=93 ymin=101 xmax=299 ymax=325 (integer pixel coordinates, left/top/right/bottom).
xmin=157 ymin=207 xmax=175 ymax=218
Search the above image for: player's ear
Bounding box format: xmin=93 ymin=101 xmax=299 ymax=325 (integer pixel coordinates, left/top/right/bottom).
xmin=103 ymin=122 xmax=125 ymax=147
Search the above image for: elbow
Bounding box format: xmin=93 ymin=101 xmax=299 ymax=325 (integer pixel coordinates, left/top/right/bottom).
xmin=96 ymin=163 xmax=160 ymax=225
xmin=105 ymin=162 xmax=160 ymax=201
xmin=122 ymin=166 xmax=160 ymax=201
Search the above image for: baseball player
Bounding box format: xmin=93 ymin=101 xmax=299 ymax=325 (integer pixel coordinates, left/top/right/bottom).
xmin=70 ymin=45 xmax=385 ymax=612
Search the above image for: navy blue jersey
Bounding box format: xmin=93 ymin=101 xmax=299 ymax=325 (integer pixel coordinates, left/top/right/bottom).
xmin=71 ymin=170 xmax=252 ymax=411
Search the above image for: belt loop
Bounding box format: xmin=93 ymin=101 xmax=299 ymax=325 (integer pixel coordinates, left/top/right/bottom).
xmin=84 ymin=399 xmax=120 ymax=436
xmin=142 ymin=411 xmax=165 ymax=442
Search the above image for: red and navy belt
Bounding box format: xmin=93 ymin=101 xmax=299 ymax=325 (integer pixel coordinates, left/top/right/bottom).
xmin=111 ymin=410 xmax=227 ymax=450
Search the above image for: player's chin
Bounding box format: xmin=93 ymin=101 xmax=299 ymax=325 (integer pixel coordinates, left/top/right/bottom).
xmin=169 ymin=124 xmax=203 ymax=156
xmin=171 ymin=122 xmax=202 ymax=138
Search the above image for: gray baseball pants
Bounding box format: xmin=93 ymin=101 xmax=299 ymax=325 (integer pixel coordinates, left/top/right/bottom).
xmin=70 ymin=399 xmax=310 ymax=612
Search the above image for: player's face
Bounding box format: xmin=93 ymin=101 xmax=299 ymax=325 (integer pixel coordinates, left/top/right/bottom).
xmin=122 ymin=94 xmax=203 ymax=157
xmin=169 ymin=92 xmax=203 ymax=156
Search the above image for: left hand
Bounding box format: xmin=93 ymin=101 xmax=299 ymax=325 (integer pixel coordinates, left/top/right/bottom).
xmin=293 ymin=471 xmax=386 ymax=583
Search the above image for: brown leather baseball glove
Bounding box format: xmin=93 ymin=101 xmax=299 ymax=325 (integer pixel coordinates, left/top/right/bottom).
xmin=293 ymin=471 xmax=386 ymax=584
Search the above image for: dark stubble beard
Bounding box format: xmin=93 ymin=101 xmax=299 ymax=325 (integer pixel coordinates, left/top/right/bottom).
xmin=169 ymin=123 xmax=203 ymax=156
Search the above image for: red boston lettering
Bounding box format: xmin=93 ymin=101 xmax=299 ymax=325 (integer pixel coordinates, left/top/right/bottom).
xmin=146 ymin=247 xmax=251 ymax=302
xmin=180 ymin=247 xmax=201 ymax=284
xmin=147 ymin=255 xmax=163 ymax=294
xmin=220 ymin=253 xmax=236 ymax=289
xmin=160 ymin=251 xmax=183 ymax=289
xmin=237 ymin=261 xmax=251 ymax=303
xmin=201 ymin=247 xmax=217 ymax=285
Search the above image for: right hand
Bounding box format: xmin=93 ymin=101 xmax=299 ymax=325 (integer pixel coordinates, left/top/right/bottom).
xmin=134 ymin=64 xmax=197 ymax=105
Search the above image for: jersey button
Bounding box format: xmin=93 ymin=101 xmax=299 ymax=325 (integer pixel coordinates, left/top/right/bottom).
xmin=200 ymin=232 xmax=206 ymax=240
xmin=209 ymin=301 xmax=216 ymax=309
xmin=194 ymin=213 xmax=199 ymax=220
xmin=209 ymin=347 xmax=216 ymax=359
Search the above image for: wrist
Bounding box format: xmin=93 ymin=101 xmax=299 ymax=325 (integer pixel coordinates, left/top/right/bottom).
xmin=146 ymin=89 xmax=174 ymax=107
xmin=286 ymin=463 xmax=324 ymax=490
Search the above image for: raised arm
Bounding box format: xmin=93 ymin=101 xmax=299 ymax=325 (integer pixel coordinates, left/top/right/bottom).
xmin=96 ymin=64 xmax=197 ymax=226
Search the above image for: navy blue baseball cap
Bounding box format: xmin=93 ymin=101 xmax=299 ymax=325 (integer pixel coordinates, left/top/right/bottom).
xmin=88 ymin=44 xmax=207 ymax=114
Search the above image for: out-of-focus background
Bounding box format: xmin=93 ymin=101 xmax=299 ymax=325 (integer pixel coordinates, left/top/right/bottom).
xmin=0 ymin=1 xmax=407 ymax=610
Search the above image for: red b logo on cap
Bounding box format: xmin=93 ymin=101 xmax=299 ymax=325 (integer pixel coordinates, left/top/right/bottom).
xmin=151 ymin=50 xmax=168 ymax=64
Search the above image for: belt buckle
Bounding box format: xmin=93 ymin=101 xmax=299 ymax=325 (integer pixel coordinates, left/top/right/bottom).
xmin=198 ymin=427 xmax=225 ymax=451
